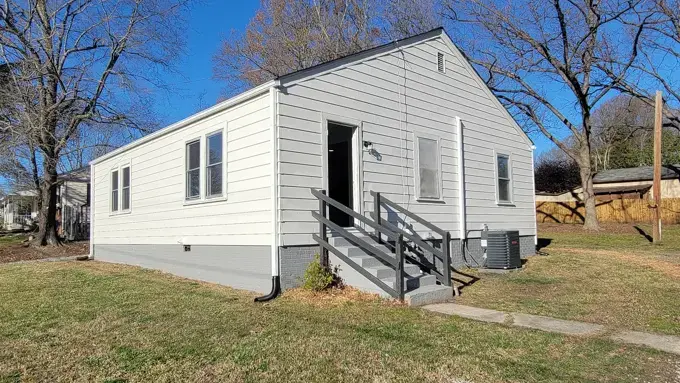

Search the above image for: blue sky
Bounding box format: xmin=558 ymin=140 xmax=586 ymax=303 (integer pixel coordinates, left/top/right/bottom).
xmin=150 ymin=1 xmax=259 ymax=125
xmin=151 ymin=2 xmax=562 ymax=154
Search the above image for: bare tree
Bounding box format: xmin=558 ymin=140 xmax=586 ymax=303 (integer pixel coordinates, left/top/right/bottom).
xmin=611 ymin=0 xmax=680 ymax=129
xmin=380 ymin=0 xmax=441 ymax=40
xmin=444 ymin=0 xmax=651 ymax=230
xmin=213 ymin=0 xmax=380 ymax=93
xmin=213 ymin=0 xmax=441 ymax=94
xmin=0 ymin=0 xmax=189 ymax=245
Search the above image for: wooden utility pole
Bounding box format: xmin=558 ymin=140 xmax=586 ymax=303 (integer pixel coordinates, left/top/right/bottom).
xmin=652 ymin=91 xmax=663 ymax=244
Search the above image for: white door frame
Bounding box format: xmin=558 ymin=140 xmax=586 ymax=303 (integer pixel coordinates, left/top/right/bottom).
xmin=321 ymin=113 xmax=364 ymax=228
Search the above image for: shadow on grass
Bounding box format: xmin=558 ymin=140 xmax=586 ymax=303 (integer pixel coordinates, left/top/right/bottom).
xmin=537 ymin=238 xmax=552 ymax=251
xmin=633 ymin=226 xmax=653 ymax=243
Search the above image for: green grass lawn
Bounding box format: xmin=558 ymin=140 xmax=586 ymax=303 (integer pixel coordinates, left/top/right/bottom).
xmin=539 ymin=223 xmax=680 ymax=254
xmin=0 ymin=235 xmax=25 ymax=246
xmin=457 ymin=224 xmax=680 ymax=336
xmin=1 ymin=262 xmax=678 ymax=382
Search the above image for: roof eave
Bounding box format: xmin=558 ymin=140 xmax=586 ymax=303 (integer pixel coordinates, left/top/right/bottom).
xmin=90 ymin=80 xmax=276 ymax=166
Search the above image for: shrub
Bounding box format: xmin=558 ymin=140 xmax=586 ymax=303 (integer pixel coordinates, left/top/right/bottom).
xmin=302 ymin=255 xmax=339 ymax=291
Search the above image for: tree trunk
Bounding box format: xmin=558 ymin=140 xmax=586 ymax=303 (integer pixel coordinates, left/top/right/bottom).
xmin=36 ymin=162 xmax=60 ymax=246
xmin=578 ymin=154 xmax=600 ymax=231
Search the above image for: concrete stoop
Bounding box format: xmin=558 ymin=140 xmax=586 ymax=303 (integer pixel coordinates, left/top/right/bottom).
xmin=328 ymin=236 xmax=452 ymax=306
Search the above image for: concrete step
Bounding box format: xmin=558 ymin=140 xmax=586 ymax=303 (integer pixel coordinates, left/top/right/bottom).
xmin=381 ymin=274 xmax=437 ymax=291
xmin=405 ymin=284 xmax=453 ymax=306
xmin=366 ymin=263 xmax=421 ymax=279
xmin=329 ymin=235 xmax=392 ymax=251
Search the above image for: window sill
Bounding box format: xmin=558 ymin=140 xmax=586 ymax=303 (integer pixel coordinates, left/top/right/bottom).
xmin=496 ymin=202 xmax=515 ymax=207
xmin=416 ymin=197 xmax=445 ymax=204
xmin=109 ymin=210 xmax=131 ymax=217
xmin=183 ymin=195 xmax=228 ymax=206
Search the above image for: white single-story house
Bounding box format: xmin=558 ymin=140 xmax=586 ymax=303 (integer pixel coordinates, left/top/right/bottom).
xmin=90 ymin=29 xmax=537 ymax=304
xmin=1 ymin=167 xmax=90 ymax=239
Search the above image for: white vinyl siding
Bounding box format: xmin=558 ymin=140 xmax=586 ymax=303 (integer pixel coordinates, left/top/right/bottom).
xmin=93 ymin=93 xmax=271 ymax=246
xmin=111 ymin=170 xmax=119 ymax=212
xmin=276 ymin=35 xmax=535 ymax=245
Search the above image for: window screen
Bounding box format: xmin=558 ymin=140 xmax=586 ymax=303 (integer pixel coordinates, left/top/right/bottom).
xmin=497 ymin=154 xmax=512 ymax=203
xmin=122 ymin=166 xmax=130 ymax=210
xmin=111 ymin=170 xmax=119 ymax=212
xmin=206 ymin=132 xmax=223 ymax=197
xmin=186 ymin=141 xmax=200 ymax=199
xmin=417 ymin=137 xmax=440 ymax=199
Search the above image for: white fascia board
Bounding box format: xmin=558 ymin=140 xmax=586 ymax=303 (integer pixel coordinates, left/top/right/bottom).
xmin=90 ymin=80 xmax=275 ymax=166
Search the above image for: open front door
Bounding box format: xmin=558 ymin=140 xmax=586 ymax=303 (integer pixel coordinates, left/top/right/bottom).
xmin=327 ymin=122 xmax=355 ymax=228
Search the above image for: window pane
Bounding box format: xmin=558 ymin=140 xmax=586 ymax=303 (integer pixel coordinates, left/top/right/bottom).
xmin=417 ymin=137 xmax=440 ymax=199
xmin=111 ymin=171 xmax=118 ymax=190
xmin=187 ymin=169 xmax=200 ymax=198
xmin=122 ymin=188 xmax=130 ymax=210
xmin=207 ymin=133 xmax=222 ymax=166
xmin=122 ymin=167 xmax=130 ymax=187
xmin=418 ymin=138 xmax=438 ymax=169
xmin=498 ymin=179 xmax=510 ymax=202
xmin=112 ymin=190 xmax=119 ymax=211
xmin=420 ymin=168 xmax=440 ymax=199
xmin=497 ymin=155 xmax=509 ymax=179
xmin=187 ymin=141 xmax=200 ymax=170
xmin=207 ymin=164 xmax=222 ymax=196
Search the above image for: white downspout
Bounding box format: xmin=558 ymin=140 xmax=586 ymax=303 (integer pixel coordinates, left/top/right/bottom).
xmin=89 ymin=163 xmax=95 ymax=259
xmin=270 ymin=83 xmax=280 ymax=277
xmin=255 ymin=82 xmax=281 ymax=301
xmin=456 ymin=116 xmax=467 ymax=244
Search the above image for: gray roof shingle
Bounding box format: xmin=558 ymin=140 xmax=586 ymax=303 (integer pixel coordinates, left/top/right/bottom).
xmin=593 ymin=164 xmax=680 ymax=184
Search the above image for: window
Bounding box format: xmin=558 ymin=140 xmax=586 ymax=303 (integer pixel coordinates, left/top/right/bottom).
xmin=186 ymin=140 xmax=201 ymax=200
xmin=206 ymin=131 xmax=223 ymax=197
xmin=415 ymin=134 xmax=442 ymax=200
xmin=122 ymin=166 xmax=130 ymax=210
xmin=111 ymin=170 xmax=119 ymax=212
xmin=496 ymin=154 xmax=512 ymax=203
xmin=437 ymin=52 xmax=445 ymax=73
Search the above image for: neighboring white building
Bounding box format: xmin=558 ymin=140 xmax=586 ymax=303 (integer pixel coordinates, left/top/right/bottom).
xmin=1 ymin=167 xmax=90 ymax=239
xmin=90 ymin=29 xmax=537 ymax=302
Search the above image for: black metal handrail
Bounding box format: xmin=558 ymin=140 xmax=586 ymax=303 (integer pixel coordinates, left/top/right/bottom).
xmin=371 ymin=191 xmax=452 ymax=287
xmin=311 ymin=189 xmax=406 ymax=300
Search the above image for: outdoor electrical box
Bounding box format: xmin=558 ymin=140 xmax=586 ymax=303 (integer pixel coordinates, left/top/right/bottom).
xmin=484 ymin=230 xmax=522 ymax=270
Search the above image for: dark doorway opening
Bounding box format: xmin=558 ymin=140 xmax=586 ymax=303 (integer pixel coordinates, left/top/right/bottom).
xmin=328 ymin=122 xmax=354 ymax=228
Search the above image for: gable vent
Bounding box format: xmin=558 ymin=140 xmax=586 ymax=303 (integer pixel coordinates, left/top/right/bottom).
xmin=437 ymin=52 xmax=446 ymax=73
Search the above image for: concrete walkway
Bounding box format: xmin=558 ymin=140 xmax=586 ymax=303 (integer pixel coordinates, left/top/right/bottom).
xmin=423 ymin=303 xmax=680 ymax=356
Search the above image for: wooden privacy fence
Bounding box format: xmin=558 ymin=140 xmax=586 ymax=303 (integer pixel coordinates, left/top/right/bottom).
xmin=536 ymin=198 xmax=680 ymax=224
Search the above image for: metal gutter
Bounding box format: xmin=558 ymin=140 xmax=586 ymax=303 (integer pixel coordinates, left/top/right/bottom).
xmin=456 ymin=116 xmax=467 ymax=243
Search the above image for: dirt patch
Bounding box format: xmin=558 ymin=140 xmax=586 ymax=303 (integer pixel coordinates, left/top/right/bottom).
xmin=0 ymin=238 xmax=89 ymax=263
xmin=554 ymin=247 xmax=680 ymax=280
xmin=282 ymin=286 xmax=393 ymax=308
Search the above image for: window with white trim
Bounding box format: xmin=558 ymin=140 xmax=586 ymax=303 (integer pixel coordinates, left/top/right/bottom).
xmin=206 ymin=131 xmax=223 ymax=197
xmin=111 ymin=170 xmax=119 ymax=212
xmin=496 ymin=153 xmax=512 ymax=203
xmin=186 ymin=140 xmax=201 ymax=200
xmin=121 ymin=166 xmax=131 ymax=210
xmin=415 ymin=134 xmax=442 ymax=200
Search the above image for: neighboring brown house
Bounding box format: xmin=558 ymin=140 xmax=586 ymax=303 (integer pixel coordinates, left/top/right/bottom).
xmin=536 ymin=164 xmax=680 ymax=202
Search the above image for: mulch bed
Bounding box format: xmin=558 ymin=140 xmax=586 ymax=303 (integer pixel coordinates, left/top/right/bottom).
xmin=0 ymin=238 xmax=89 ymax=264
